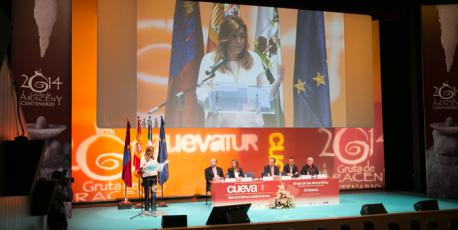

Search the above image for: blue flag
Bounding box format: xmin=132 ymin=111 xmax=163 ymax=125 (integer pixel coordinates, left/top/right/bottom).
xmin=158 ymin=116 xmax=168 ymax=185
xmin=293 ymin=10 xmax=332 ymax=127
xmin=121 ymin=120 xmax=132 ymax=187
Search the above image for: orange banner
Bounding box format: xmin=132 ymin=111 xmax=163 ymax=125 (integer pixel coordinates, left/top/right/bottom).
xmin=71 ymin=112 xmax=384 ymax=202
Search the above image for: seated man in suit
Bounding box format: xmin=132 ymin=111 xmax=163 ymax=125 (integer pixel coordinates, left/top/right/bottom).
xmin=282 ymin=157 xmax=299 ymax=177
xmin=204 ymin=158 xmax=224 ymax=191
xmin=301 ymin=157 xmax=320 ymax=176
xmin=262 ymin=157 xmax=280 ymax=177
xmin=227 ymin=159 xmax=244 ymax=178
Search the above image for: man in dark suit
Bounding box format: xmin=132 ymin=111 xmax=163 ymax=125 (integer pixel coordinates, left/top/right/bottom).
xmin=301 ymin=157 xmax=319 ymax=176
xmin=204 ymin=158 xmax=224 ymax=191
xmin=262 ymin=157 xmax=280 ymax=177
xmin=282 ymin=157 xmax=299 ymax=177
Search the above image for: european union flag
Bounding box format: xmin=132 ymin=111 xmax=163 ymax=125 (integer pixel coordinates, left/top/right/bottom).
xmin=293 ymin=10 xmax=332 ymax=127
xmin=158 ymin=116 xmax=168 ymax=185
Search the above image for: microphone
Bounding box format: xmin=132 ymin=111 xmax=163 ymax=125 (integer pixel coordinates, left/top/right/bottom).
xmin=148 ymin=106 xmax=160 ymax=114
xmin=205 ymin=59 xmax=226 ymax=76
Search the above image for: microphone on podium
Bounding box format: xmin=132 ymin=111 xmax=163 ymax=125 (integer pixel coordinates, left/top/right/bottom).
xmin=198 ymin=59 xmax=226 ymax=86
xmin=148 ymin=58 xmax=227 ymax=115
xmin=205 ymin=58 xmax=226 ymax=76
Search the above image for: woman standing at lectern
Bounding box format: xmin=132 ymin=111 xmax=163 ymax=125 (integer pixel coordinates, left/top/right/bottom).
xmin=196 ymin=15 xmax=283 ymax=127
xmin=140 ymin=146 xmax=169 ymax=211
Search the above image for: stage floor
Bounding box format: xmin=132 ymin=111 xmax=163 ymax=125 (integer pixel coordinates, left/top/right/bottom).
xmin=68 ymin=191 xmax=458 ymax=229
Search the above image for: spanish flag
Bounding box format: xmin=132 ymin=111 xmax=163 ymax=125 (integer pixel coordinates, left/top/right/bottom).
xmin=133 ymin=117 xmax=142 ymax=174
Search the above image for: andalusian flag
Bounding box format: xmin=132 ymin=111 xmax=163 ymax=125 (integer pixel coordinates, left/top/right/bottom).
xmin=147 ymin=116 xmax=153 ymax=146
xmin=206 ymin=3 xmax=240 ymax=53
xmin=254 ymin=7 xmax=285 ymax=127
xmin=133 ymin=117 xmax=142 ymax=173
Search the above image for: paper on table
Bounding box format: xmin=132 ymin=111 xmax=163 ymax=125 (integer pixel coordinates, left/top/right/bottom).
xmin=144 ymin=164 xmax=160 ymax=172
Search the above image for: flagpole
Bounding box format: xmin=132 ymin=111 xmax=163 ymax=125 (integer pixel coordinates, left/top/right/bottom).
xmin=118 ymin=180 xmax=133 ymax=209
xmin=137 ymin=176 xmax=140 ymax=203
xmin=158 ymin=177 xmax=168 ymax=207
xmin=133 ymin=116 xmax=144 ymax=209
xmin=158 ymin=116 xmax=168 ymax=207
xmin=134 ymin=174 xmax=143 ymax=209
xmin=124 ymin=185 xmax=127 ymax=202
xmin=118 ymin=118 xmax=133 ymax=209
xmin=158 ymin=187 xmax=167 ymax=206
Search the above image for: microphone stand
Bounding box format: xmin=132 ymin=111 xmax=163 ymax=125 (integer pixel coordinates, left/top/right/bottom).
xmin=129 ymin=173 xmax=146 ymax=219
xmin=130 ymin=176 xmax=165 ymax=219
xmin=142 ymin=70 xmax=217 ymax=209
xmin=147 ymin=71 xmax=217 ymax=125
xmin=133 ymin=174 xmax=144 ymax=209
xmin=175 ymin=72 xmax=215 ymax=127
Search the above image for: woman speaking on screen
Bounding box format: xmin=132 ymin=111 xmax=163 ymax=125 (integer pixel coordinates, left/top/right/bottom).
xmin=196 ymin=15 xmax=283 ymax=127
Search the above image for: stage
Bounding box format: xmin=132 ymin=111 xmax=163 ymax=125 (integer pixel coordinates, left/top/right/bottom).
xmin=68 ymin=191 xmax=458 ymax=229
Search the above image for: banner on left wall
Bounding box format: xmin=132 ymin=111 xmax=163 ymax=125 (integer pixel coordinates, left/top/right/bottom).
xmin=11 ymin=0 xmax=72 ymax=201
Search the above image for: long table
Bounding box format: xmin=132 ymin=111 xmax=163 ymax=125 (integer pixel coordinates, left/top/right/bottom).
xmin=211 ymin=178 xmax=339 ymax=207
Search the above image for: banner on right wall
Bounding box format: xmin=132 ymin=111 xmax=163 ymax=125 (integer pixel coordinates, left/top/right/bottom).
xmin=421 ymin=4 xmax=458 ymax=198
